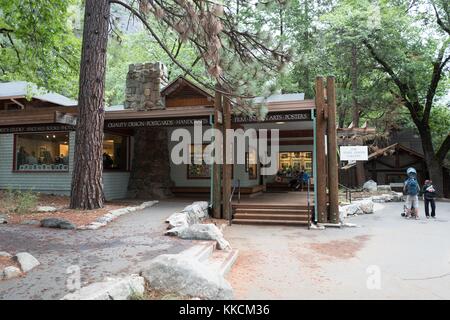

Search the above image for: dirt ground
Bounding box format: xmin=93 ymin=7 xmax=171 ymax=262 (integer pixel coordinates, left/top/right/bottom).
xmin=0 ymin=192 xmax=141 ymax=227
xmin=225 ymin=201 xmax=450 ymax=300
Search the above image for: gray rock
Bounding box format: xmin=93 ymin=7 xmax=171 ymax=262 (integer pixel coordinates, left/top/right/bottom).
xmin=391 ymin=192 xmax=404 ymax=202
xmin=61 ymin=275 xmax=145 ymax=300
xmin=0 ymin=251 xmax=12 ymax=257
xmin=0 ymin=214 xmax=8 ymax=224
xmin=377 ymin=185 xmax=392 ymax=192
xmin=21 ymin=219 xmax=40 ymax=226
xmin=2 ymin=266 xmax=22 ymax=280
xmin=168 ymin=224 xmax=231 ymax=250
xmin=372 ymin=194 xmax=393 ymax=203
xmin=141 ymin=254 xmax=233 ymax=300
xmin=40 ymin=218 xmax=75 ymax=230
xmin=355 ymin=200 xmax=374 ymax=214
xmin=182 ymin=202 xmax=209 ymax=220
xmin=14 ymin=252 xmax=40 ymax=272
xmin=363 ymin=180 xmax=378 ymax=192
xmin=36 ymin=206 xmax=57 ymax=213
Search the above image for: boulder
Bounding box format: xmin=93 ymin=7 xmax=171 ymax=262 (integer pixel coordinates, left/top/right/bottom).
xmin=391 ymin=192 xmax=404 ymax=202
xmin=355 ymin=200 xmax=374 ymax=214
xmin=2 ymin=266 xmax=22 ymax=280
xmin=0 ymin=214 xmax=8 ymax=224
xmin=363 ymin=180 xmax=378 ymax=192
xmin=0 ymin=251 xmax=12 ymax=257
xmin=61 ymin=275 xmax=145 ymax=300
xmin=141 ymin=254 xmax=233 ymax=300
xmin=167 ymin=224 xmax=231 ymax=250
xmin=40 ymin=218 xmax=75 ymax=230
xmin=182 ymin=202 xmax=209 ymax=221
xmin=377 ymin=185 xmax=392 ymax=192
xmin=109 ymin=208 xmax=129 ymax=217
xmin=372 ymin=194 xmax=393 ymax=203
xmin=36 ymin=206 xmax=57 ymax=213
xmin=21 ymin=220 xmax=40 ymax=226
xmin=14 ymin=252 xmax=40 ymax=272
xmin=166 ymin=212 xmax=190 ymax=230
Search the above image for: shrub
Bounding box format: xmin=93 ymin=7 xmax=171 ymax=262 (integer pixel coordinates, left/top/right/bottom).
xmin=0 ymin=188 xmax=38 ymax=214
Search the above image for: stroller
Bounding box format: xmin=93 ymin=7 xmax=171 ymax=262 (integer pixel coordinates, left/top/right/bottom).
xmin=401 ymin=204 xmax=417 ymax=219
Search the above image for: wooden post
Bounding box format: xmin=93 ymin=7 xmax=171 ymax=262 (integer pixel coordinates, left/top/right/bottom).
xmin=212 ymin=84 xmax=222 ymax=219
xmin=315 ymin=77 xmax=328 ymax=223
xmin=222 ymin=97 xmax=232 ymax=220
xmin=327 ymin=76 xmax=339 ymax=224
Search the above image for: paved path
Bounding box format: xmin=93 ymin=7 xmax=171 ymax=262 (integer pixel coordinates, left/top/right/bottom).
xmin=225 ymin=201 xmax=450 ymax=299
xmin=0 ymin=199 xmax=192 ymax=300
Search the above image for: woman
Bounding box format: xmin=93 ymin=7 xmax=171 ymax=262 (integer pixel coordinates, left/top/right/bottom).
xmin=422 ymin=180 xmax=437 ymax=219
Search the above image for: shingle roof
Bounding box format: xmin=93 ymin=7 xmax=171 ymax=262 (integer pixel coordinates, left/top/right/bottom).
xmin=0 ymin=81 xmax=77 ymax=107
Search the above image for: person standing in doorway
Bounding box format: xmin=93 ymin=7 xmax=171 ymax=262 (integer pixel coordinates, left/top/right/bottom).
xmin=422 ymin=180 xmax=437 ymax=219
xmin=404 ymin=167 xmax=420 ymax=219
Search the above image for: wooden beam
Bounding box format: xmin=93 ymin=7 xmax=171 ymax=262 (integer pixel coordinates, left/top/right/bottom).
xmin=315 ymin=77 xmax=328 ymax=223
xmin=222 ymin=96 xmax=232 ymax=220
xmin=326 ymin=77 xmax=339 ymax=224
xmin=213 ymin=83 xmax=222 ymax=219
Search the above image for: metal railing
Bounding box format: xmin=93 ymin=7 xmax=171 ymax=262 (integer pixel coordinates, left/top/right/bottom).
xmin=339 ymin=183 xmax=360 ymax=203
xmin=306 ymin=178 xmax=312 ymax=229
xmin=228 ymin=179 xmax=240 ymax=226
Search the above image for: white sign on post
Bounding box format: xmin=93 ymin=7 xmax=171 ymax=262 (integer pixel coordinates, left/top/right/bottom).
xmin=340 ymin=146 xmax=368 ymax=161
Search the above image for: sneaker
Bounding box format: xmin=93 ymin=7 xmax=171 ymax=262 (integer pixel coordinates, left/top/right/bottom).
xmin=415 ymin=216 xmax=420 ymax=220
xmin=426 ymin=216 xmax=430 ymax=219
xmin=432 ymin=216 xmax=436 ymax=219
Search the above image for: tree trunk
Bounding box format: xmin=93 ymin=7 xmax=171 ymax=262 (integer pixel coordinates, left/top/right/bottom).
xmin=351 ymin=44 xmax=365 ymax=186
xmin=418 ymin=125 xmax=445 ymax=197
xmin=70 ymin=0 xmax=110 ymax=209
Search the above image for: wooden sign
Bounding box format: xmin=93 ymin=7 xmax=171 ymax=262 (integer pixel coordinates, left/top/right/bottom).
xmin=55 ymin=111 xmax=77 ymax=126
xmin=340 ymin=146 xmax=369 ymax=161
xmin=233 ymin=110 xmax=311 ymax=124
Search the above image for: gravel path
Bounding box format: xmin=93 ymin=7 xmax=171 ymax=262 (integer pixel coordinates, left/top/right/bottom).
xmin=0 ymin=199 xmax=193 ymax=300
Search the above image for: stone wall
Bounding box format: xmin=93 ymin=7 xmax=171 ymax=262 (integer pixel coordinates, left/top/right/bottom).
xmin=124 ymin=62 xmax=168 ymax=111
xmin=127 ymin=127 xmax=173 ymax=199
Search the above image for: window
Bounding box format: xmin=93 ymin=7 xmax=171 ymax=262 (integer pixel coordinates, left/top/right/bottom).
xmin=245 ymin=151 xmax=258 ymax=180
xmin=278 ymin=152 xmax=313 ymax=176
xmin=103 ymin=133 xmax=129 ymax=171
xmin=15 ymin=132 xmax=70 ymax=171
xmin=187 ymin=144 xmax=210 ymax=179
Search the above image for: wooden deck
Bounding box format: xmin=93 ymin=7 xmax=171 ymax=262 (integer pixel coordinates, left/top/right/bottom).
xmin=232 ymin=191 xmax=314 ymax=206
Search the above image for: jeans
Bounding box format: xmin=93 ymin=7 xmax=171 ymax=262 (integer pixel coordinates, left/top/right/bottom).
xmin=424 ymin=198 xmax=436 ymax=217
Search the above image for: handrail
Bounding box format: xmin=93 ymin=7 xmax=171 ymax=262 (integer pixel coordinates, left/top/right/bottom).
xmin=338 ymin=183 xmax=361 ymax=203
xmin=228 ymin=179 xmax=240 ymax=226
xmin=307 ymin=178 xmax=311 ymax=229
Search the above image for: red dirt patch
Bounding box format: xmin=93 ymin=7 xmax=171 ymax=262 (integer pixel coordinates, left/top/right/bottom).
xmin=0 ymin=256 xmax=19 ymax=270
xmin=308 ymin=235 xmax=371 ymax=260
xmin=0 ymin=192 xmax=141 ymax=227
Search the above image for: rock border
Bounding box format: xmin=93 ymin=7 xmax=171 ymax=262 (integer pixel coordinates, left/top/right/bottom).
xmin=78 ymin=201 xmax=158 ymax=230
xmin=1 ymin=251 xmax=40 ymax=281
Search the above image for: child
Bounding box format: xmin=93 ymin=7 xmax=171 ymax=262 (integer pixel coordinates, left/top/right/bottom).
xmin=404 ymin=167 xmax=420 ymax=219
xmin=422 ymin=180 xmax=437 ymax=219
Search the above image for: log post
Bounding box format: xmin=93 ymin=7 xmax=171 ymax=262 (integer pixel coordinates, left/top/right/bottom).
xmin=213 ymin=84 xmax=223 ymax=219
xmin=315 ymin=77 xmax=328 ymax=223
xmin=222 ymin=97 xmax=232 ymax=220
xmin=327 ymin=76 xmax=339 ymax=223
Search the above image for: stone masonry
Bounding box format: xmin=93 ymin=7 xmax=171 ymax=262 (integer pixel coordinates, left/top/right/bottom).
xmin=124 ymin=62 xmax=168 ymax=111
xmin=127 ymin=127 xmax=174 ymax=199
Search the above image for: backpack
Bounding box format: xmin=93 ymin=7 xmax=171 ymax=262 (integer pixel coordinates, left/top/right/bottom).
xmin=405 ymin=178 xmax=419 ymax=196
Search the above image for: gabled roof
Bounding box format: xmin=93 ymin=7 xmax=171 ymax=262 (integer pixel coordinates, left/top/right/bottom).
xmin=0 ymin=81 xmax=77 ymax=107
xmin=341 ymin=143 xmax=424 ymax=170
xmin=161 ymin=76 xmax=214 ymax=99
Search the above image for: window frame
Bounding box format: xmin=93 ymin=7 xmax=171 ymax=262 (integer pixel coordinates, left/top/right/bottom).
xmin=13 ymin=131 xmax=71 ymax=173
xmin=102 ymin=130 xmax=131 ymax=172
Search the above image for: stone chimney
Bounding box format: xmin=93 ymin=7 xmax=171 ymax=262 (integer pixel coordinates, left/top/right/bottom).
xmin=124 ymin=62 xmax=168 ymax=110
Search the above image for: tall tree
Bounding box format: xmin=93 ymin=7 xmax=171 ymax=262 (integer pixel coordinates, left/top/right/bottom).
xmin=70 ymin=0 xmax=111 ymax=209
xmin=71 ymin=0 xmax=287 ymax=209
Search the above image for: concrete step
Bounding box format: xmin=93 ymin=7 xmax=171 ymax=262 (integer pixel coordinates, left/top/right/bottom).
xmin=204 ymin=249 xmax=239 ymax=277
xmin=234 ymin=213 xmax=309 ymax=221
xmin=180 ymin=242 xmax=215 ymax=262
xmin=232 ymin=204 xmax=312 ymax=210
xmin=234 ymin=208 xmax=309 ymax=215
xmin=232 ymin=219 xmax=309 ymax=226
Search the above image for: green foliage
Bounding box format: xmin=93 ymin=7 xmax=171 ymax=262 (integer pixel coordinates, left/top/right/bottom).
xmin=0 ymin=188 xmax=38 ymax=215
xmin=0 ymin=0 xmax=81 ymax=98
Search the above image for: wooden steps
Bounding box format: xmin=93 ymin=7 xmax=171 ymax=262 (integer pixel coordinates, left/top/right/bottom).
xmin=231 ymin=203 xmax=313 ymax=227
